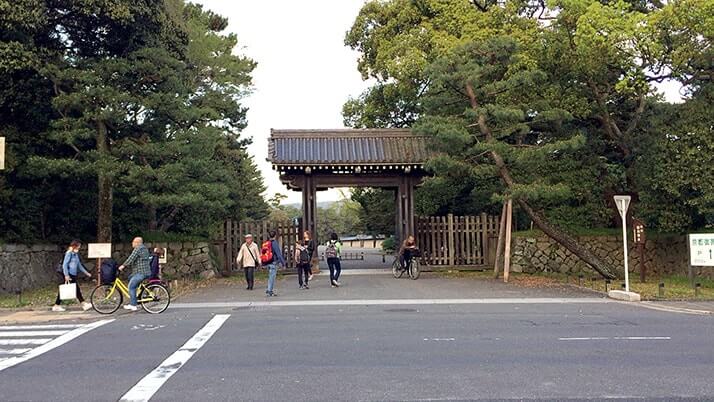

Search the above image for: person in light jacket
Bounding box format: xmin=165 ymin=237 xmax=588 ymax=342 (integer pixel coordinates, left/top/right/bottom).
xmin=53 ymin=239 xmax=92 ymax=312
xmin=236 ymin=234 xmax=261 ymax=290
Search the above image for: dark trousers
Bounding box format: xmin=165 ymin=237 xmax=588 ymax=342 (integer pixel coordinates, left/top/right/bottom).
xmin=55 ymin=273 xmax=84 ymax=304
xmin=244 ymin=266 xmax=255 ymax=289
xmin=327 ymin=257 xmax=341 ymax=282
xmin=297 ymin=263 xmax=310 ymax=286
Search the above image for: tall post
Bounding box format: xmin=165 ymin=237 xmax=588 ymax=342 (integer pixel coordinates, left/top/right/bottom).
xmin=620 ymin=199 xmax=630 ymax=292
xmin=503 ymin=199 xmax=513 ymax=283
xmin=493 ymin=202 xmax=507 ymax=279
xmin=447 ymin=213 xmax=455 ymax=266
xmin=302 ymin=174 xmax=318 ymax=273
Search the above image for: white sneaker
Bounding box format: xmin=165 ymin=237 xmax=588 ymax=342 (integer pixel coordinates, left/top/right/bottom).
xmin=123 ymin=304 xmax=138 ymax=311
xmin=52 ymin=305 xmax=66 ymax=312
xmin=81 ymin=302 xmax=92 ymax=311
xmin=334 ymin=280 xmax=341 ymax=287
xmin=308 ymin=274 xmax=314 ymax=281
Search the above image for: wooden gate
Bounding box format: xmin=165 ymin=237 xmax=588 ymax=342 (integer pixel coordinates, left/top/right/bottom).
xmin=216 ymin=219 xmax=301 ymax=273
xmin=416 ymin=213 xmax=499 ymax=268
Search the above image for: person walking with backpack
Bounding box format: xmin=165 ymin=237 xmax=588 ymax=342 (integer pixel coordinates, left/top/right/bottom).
xmin=53 ymin=240 xmax=92 ymax=312
xmin=295 ymin=231 xmax=314 ymax=289
xmin=325 ymin=232 xmax=342 ymax=287
xmin=237 ymin=234 xmax=261 ymax=290
xmin=261 ymin=230 xmax=285 ymax=297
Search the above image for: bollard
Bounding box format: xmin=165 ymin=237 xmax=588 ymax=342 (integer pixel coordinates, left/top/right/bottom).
xmin=695 ymin=283 xmax=701 ymax=297
xmin=658 ymin=282 xmax=665 ymax=298
xmin=16 ymin=290 xmax=22 ymax=305
xmin=578 ymin=273 xmax=584 ymax=287
xmin=605 ymin=279 xmax=611 ymax=292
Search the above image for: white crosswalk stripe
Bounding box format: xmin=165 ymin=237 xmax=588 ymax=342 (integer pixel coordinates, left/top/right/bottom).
xmin=0 ymin=320 xmax=113 ymax=372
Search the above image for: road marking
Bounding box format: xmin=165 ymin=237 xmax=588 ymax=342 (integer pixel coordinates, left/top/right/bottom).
xmin=0 ymin=348 xmax=31 ymax=355
xmin=0 ymin=339 xmax=52 ymax=345
xmin=172 ymin=297 xmax=608 ymax=309
xmin=0 ymin=319 xmax=114 ymax=372
xmin=424 ymin=338 xmax=456 ymax=341
xmin=635 ymin=301 xmax=712 ymax=316
xmin=0 ymin=324 xmax=82 ymax=330
xmin=120 ymin=314 xmax=230 ymax=402
xmin=559 ymin=336 xmax=671 ymax=341
xmin=0 ymin=331 xmax=69 ymax=337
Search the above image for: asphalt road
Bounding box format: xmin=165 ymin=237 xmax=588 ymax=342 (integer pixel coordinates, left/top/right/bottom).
xmin=1 ymin=296 xmax=712 ymax=401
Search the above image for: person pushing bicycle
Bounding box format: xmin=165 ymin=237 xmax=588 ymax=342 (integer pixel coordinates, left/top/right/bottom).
xmin=118 ymin=237 xmax=151 ymax=312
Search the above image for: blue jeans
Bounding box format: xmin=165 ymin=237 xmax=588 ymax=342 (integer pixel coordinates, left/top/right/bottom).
xmin=266 ymin=263 xmax=278 ymax=293
xmin=129 ymin=272 xmax=149 ymax=305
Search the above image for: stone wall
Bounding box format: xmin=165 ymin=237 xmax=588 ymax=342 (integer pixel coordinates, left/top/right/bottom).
xmin=510 ymin=234 xmax=711 ymax=279
xmin=0 ymin=244 xmax=64 ymax=293
xmin=111 ymin=241 xmax=217 ymax=280
xmin=0 ymin=241 xmax=218 ymax=294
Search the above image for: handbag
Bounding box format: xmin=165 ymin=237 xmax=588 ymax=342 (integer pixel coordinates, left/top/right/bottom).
xmin=59 ymin=281 xmax=77 ymax=300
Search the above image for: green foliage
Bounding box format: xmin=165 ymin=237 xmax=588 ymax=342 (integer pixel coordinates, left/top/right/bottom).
xmin=316 ymin=196 xmax=364 ymax=242
xmin=0 ymin=0 xmax=267 ymax=242
xmin=351 ymin=188 xmax=396 ymax=236
xmin=381 ymin=236 xmax=397 ymax=253
xmin=345 ymin=0 xmax=714 ymax=233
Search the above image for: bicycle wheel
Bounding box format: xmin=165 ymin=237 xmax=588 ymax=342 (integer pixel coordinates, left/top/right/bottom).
xmin=392 ymin=258 xmax=404 ymax=278
xmin=140 ymin=284 xmax=170 ymax=314
xmin=90 ymin=284 xmax=122 ymax=314
xmin=409 ymin=260 xmax=421 ymax=280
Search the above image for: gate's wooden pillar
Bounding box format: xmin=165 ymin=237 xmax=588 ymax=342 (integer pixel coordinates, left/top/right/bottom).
xmin=396 ymin=176 xmax=416 ymax=243
xmin=301 ymin=174 xmax=319 ymax=272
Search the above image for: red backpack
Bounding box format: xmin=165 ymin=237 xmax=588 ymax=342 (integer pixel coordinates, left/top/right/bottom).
xmin=260 ymin=240 xmax=274 ymax=264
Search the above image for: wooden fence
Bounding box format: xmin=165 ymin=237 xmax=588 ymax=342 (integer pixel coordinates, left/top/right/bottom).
xmin=415 ymin=213 xmax=500 ymax=267
xmin=216 ymin=219 xmax=301 ymax=273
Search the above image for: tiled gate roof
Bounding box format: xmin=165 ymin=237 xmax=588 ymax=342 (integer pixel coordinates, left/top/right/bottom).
xmin=268 ymin=129 xmax=433 ymax=167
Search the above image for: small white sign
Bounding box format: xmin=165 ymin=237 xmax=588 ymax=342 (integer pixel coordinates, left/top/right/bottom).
xmin=689 ymin=234 xmax=714 ymax=267
xmin=88 ymin=243 xmax=112 ymax=259
xmin=614 ymin=195 xmax=631 ymax=219
xmin=0 ymin=137 xmax=5 ymax=170
xmin=158 ymin=248 xmax=167 ymax=264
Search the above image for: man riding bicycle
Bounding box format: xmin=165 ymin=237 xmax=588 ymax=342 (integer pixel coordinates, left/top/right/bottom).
xmin=118 ymin=237 xmax=151 ymax=312
xmin=399 ymin=235 xmax=418 ymax=270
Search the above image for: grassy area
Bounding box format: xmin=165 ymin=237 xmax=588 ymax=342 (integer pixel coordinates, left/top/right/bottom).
xmin=536 ymin=271 xmax=714 ymax=300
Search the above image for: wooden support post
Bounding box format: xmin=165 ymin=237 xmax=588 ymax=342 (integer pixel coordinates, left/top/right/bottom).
xmin=638 ymin=243 xmax=646 ymax=282
xmin=503 ymin=199 xmax=513 ymax=283
xmin=447 ymin=213 xmax=455 ymax=267
xmin=96 ymin=257 xmax=102 ymax=286
xmin=493 ymin=202 xmax=507 ymax=278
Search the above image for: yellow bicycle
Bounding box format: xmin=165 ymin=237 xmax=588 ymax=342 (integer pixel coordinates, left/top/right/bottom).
xmin=90 ymin=277 xmax=170 ymax=314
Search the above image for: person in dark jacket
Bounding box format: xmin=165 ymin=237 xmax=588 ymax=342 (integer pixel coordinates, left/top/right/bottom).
xmin=295 ymin=230 xmax=315 ymax=289
xmin=265 ymin=230 xmax=285 ymax=297
xmin=53 ymin=239 xmax=92 ymax=312
xmin=149 ymin=247 xmax=163 ymax=280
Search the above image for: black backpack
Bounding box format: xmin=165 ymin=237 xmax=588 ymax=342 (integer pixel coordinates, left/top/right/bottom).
xmin=299 ymin=247 xmax=311 ymax=264
xmin=100 ymin=259 xmax=119 ymax=284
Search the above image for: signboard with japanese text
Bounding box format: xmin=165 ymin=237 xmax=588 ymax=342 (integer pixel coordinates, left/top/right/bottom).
xmin=689 ymin=234 xmax=714 ymax=267
xmin=88 ymin=243 xmax=112 ymax=259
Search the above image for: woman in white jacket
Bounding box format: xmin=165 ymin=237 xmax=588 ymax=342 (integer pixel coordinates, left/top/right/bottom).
xmin=236 ymin=234 xmax=261 ymax=290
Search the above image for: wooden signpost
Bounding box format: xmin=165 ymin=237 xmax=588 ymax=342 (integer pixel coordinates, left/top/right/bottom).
xmin=88 ymin=243 xmax=112 ymax=286
xmin=0 ymin=137 xmax=5 ymax=170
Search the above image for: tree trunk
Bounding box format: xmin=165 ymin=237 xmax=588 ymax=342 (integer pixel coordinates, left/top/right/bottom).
xmin=516 ymin=199 xmax=616 ymax=279
xmin=148 ymin=205 xmax=158 ymax=231
xmin=464 ymin=82 xmax=618 ymax=280
xmin=96 ymin=120 xmax=112 ymax=243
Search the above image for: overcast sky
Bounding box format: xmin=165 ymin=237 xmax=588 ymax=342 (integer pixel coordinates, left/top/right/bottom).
xmin=193 ymin=0 xmax=683 ymax=206
xmin=194 ymin=0 xmax=370 ymax=205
